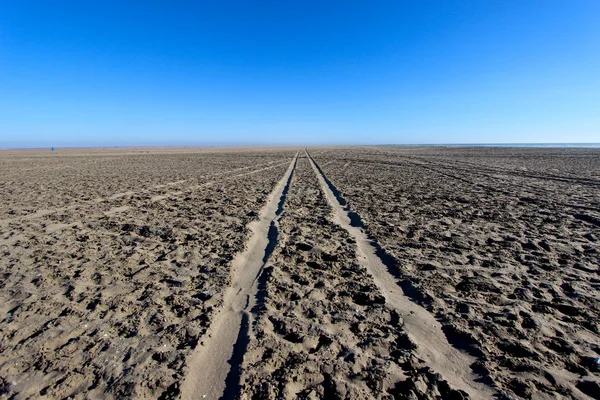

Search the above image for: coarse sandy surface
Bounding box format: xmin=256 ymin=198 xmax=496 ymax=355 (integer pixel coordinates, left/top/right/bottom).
xmin=1 ymin=146 xmax=599 ymax=399
xmin=0 ymin=148 xmax=296 ymax=398
xmin=313 ymin=146 xmax=600 ymax=399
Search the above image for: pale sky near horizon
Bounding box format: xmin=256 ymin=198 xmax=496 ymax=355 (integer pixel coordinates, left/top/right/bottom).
xmin=1 ymin=1 xmax=599 ymax=147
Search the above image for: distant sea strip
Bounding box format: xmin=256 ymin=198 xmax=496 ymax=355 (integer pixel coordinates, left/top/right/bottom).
xmin=394 ymin=143 xmax=600 ymax=148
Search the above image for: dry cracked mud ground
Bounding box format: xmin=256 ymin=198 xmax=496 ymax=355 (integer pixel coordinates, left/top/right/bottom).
xmin=1 ymin=146 xmax=599 ymax=399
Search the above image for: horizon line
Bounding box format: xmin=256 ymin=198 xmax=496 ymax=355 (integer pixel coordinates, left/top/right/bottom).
xmin=2 ymin=142 xmax=600 ymax=150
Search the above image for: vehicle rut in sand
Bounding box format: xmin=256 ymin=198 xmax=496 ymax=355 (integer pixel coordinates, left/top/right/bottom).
xmin=305 ymin=149 xmax=495 ymax=399
xmin=180 ymin=151 xmax=299 ymax=400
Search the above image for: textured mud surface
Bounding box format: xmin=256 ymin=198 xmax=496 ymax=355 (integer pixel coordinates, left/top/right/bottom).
xmin=1 ymin=146 xmax=599 ymax=399
xmin=314 ymin=147 xmax=600 ymax=399
xmin=0 ymin=148 xmax=292 ymax=219
xmin=0 ymin=148 xmax=295 ymax=399
xmin=240 ymin=154 xmax=472 ymax=399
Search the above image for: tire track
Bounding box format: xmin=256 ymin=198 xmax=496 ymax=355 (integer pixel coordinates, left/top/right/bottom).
xmin=305 ymin=150 xmax=495 ymax=399
xmin=327 ymin=156 xmax=600 ymax=222
xmin=406 ymin=154 xmax=600 ymax=187
xmin=0 ymin=159 xmax=292 ymax=226
xmin=180 ymin=151 xmax=299 ymax=400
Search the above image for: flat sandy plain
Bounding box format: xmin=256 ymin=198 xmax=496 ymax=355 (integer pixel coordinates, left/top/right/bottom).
xmin=0 ymin=146 xmax=599 ymax=399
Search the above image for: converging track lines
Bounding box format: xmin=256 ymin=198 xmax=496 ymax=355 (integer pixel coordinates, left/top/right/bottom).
xmin=305 ymin=149 xmax=495 ymax=399
xmin=180 ymin=151 xmax=299 ymax=400
xmin=0 ymin=159 xmax=291 ymax=226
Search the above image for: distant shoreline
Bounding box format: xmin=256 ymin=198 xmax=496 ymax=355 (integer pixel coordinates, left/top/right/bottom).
xmin=389 ymin=143 xmax=600 ymax=148
xmin=2 ymin=142 xmax=600 ymax=150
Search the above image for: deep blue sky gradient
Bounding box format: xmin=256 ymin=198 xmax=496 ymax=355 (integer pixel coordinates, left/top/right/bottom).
xmin=1 ymin=1 xmax=599 ymax=147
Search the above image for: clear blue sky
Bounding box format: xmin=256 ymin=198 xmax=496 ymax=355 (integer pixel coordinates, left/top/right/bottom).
xmin=1 ymin=1 xmax=599 ymax=147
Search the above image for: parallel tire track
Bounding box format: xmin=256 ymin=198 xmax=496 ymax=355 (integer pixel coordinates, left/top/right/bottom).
xmin=0 ymin=159 xmax=292 ymax=226
xmin=327 ymin=156 xmax=600 ymax=221
xmin=305 ymin=150 xmax=495 ymax=399
xmin=180 ymin=151 xmax=299 ymax=400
